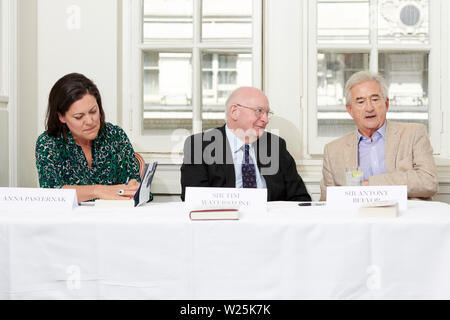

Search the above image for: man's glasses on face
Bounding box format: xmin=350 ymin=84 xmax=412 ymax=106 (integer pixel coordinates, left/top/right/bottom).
xmin=236 ymin=103 xmax=274 ymax=118
xmin=353 ymin=95 xmax=385 ymax=108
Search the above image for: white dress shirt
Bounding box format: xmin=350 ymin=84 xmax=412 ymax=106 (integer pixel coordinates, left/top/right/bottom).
xmin=225 ymin=125 xmax=267 ymax=188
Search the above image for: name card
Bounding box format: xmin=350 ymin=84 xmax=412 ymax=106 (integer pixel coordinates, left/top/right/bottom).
xmin=185 ymin=187 xmax=267 ymax=212
xmin=327 ymin=186 xmax=407 ymax=211
xmin=0 ymin=188 xmax=78 ymax=210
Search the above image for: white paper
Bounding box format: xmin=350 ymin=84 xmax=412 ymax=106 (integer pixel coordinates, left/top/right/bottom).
xmin=185 ymin=187 xmax=267 ymax=213
xmin=0 ymin=187 xmax=78 ymax=210
xmin=326 ymin=185 xmax=407 ymax=211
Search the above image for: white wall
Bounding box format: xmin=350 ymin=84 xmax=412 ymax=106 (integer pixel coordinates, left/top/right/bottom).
xmin=18 ymin=0 xmax=37 ymax=188
xmin=37 ymin=0 xmax=118 ymax=133
xmin=18 ymin=0 xmax=119 ymax=187
xmin=264 ymin=0 xmax=303 ymax=160
xmin=1 ymin=0 xmax=17 ymax=187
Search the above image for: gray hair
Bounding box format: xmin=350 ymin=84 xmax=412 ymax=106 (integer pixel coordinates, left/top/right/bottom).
xmin=344 ymin=71 xmax=389 ymax=105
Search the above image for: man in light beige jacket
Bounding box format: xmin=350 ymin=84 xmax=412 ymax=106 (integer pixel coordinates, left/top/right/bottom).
xmin=320 ymin=71 xmax=438 ymax=201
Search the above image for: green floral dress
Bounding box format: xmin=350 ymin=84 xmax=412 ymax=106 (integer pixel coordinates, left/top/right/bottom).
xmin=36 ymin=122 xmax=141 ymax=189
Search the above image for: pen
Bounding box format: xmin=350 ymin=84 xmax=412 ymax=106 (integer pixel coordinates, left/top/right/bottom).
xmin=298 ymin=202 xmax=326 ymax=207
xmin=125 ymin=177 xmax=130 ymax=185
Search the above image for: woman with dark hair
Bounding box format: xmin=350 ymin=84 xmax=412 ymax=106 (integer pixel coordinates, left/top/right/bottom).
xmin=35 ymin=73 xmax=142 ymax=202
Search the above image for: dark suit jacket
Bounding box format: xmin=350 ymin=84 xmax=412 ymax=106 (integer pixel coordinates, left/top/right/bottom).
xmin=180 ymin=125 xmax=311 ymax=202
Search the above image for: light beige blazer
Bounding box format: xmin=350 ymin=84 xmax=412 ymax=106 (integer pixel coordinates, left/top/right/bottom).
xmin=320 ymin=121 xmax=438 ymax=201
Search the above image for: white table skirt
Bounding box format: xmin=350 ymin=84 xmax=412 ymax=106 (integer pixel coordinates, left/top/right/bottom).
xmin=1 ymin=200 xmax=450 ymax=300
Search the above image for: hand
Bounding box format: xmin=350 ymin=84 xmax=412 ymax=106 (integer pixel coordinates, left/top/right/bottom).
xmin=95 ymin=180 xmax=140 ymax=200
xmin=123 ymin=179 xmax=140 ymax=197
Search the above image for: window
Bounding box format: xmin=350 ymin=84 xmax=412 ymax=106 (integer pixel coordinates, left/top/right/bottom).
xmin=202 ymin=52 xmax=252 ymax=130
xmin=308 ymin=0 xmax=441 ymax=155
xmin=123 ymin=0 xmax=262 ymax=152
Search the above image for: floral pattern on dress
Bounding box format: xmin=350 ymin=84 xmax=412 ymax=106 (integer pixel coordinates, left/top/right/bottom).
xmin=35 ymin=122 xmax=141 ymax=189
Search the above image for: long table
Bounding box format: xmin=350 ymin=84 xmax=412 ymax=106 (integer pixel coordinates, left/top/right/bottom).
xmin=1 ymin=200 xmax=450 ymax=299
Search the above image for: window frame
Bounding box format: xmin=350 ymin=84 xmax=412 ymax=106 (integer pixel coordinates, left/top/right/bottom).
xmin=307 ymin=0 xmax=443 ymax=155
xmin=122 ymin=0 xmax=263 ymax=154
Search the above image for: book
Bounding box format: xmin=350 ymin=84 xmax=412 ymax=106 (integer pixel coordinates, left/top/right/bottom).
xmin=134 ymin=161 xmax=158 ymax=207
xmin=94 ymin=199 xmax=135 ymax=208
xmin=358 ymin=200 xmax=399 ymax=218
xmin=189 ymin=208 xmax=240 ymax=221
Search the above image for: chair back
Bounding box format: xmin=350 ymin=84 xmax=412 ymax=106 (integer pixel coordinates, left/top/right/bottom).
xmin=134 ymin=152 xmax=146 ymax=180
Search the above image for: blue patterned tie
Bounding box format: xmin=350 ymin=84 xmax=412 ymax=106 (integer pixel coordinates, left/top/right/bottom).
xmin=242 ymin=144 xmax=257 ymax=188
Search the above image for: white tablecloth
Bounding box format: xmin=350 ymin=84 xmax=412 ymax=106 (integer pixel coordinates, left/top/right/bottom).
xmin=1 ymin=200 xmax=450 ymax=299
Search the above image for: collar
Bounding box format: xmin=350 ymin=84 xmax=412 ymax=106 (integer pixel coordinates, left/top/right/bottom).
xmin=357 ymin=121 xmax=387 ymax=142
xmin=94 ymin=124 xmax=107 ymax=144
xmin=225 ymin=124 xmax=247 ymax=153
xmin=65 ymin=130 xmax=77 ymax=146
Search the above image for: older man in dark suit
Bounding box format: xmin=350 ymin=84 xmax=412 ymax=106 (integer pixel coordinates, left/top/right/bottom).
xmin=180 ymin=86 xmax=311 ymax=202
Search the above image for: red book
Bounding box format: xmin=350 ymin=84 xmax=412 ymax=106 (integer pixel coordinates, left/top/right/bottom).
xmin=189 ymin=208 xmax=239 ymax=221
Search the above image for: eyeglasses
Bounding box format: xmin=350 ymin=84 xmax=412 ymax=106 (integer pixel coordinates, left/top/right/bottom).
xmin=236 ymin=104 xmax=274 ymax=118
xmin=353 ymin=95 xmax=385 ymax=108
